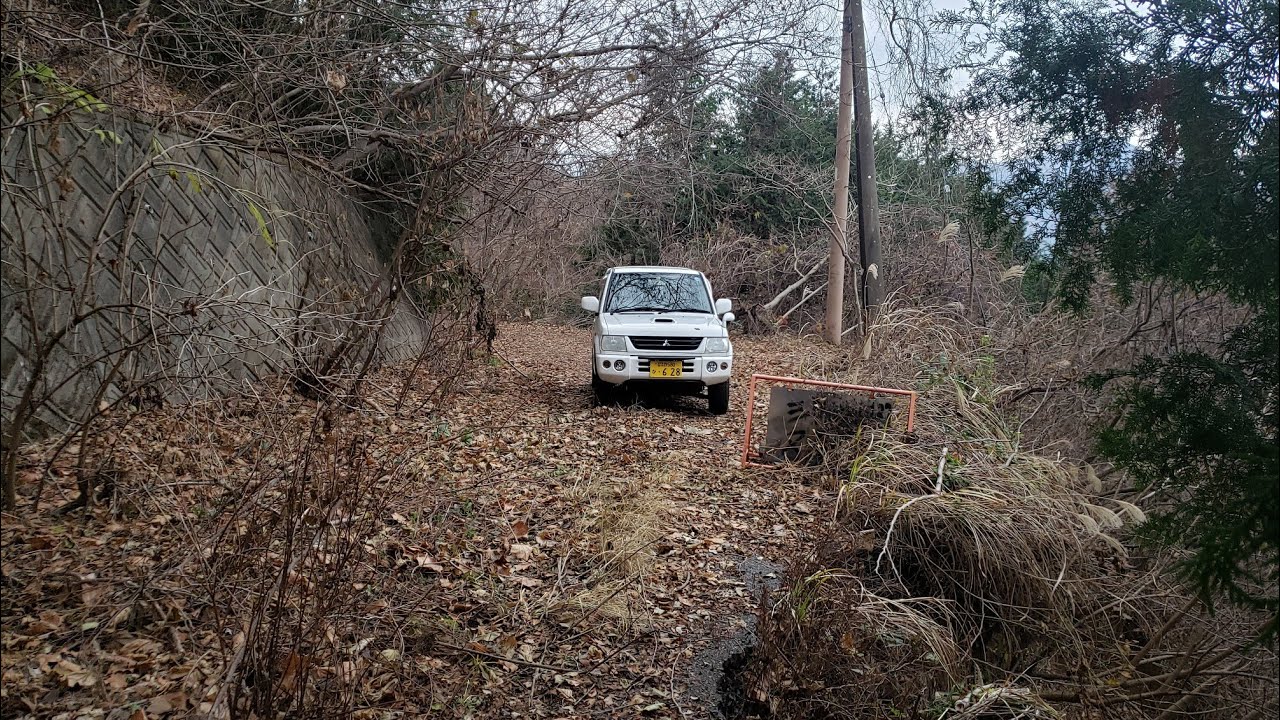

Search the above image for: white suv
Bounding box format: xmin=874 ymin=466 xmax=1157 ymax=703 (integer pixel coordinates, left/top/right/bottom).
xmin=581 ymin=266 xmax=735 ymax=415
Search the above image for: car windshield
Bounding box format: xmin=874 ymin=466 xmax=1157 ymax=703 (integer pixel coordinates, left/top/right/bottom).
xmin=604 ymin=272 xmax=712 ymax=314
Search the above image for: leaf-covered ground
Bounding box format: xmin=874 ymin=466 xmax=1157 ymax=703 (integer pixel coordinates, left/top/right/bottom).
xmin=2 ymin=322 xmax=845 ymax=719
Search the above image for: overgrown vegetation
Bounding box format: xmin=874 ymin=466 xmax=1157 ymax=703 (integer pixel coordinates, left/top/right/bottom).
xmin=736 ymin=295 xmax=1276 ymax=719
xmin=2 ymin=0 xmax=1276 ymax=717
xmin=952 ymin=0 xmax=1279 ymax=618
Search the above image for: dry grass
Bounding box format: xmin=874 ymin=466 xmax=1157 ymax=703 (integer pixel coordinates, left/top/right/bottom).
xmin=545 ymin=579 xmax=638 ymax=630
xmin=738 ymin=233 xmax=1275 ymax=719
xmin=833 ymin=379 xmax=1130 ymax=641
xmin=593 ymin=469 xmax=668 ymax=578
xmin=933 ymin=683 xmax=1060 ymax=719
xmin=742 ymin=568 xmax=962 ymax=719
xmin=747 ymin=357 xmax=1277 ymax=718
xmin=539 ymin=467 xmax=670 ymax=635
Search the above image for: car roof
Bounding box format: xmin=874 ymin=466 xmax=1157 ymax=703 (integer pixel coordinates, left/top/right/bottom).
xmin=608 ymin=266 xmax=701 ymax=275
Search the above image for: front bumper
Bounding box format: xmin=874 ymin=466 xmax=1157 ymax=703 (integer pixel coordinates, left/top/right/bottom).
xmin=596 ymin=353 xmax=732 ymax=386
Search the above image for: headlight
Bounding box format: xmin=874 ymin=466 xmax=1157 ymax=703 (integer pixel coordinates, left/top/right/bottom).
xmin=598 ymin=335 xmax=627 ymax=352
xmin=705 ymin=337 xmax=729 ymax=353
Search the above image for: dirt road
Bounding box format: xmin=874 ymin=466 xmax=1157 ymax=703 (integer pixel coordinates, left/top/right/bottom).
xmin=0 ymin=321 xmax=839 ymax=720
xmin=392 ymin=322 xmax=833 ymax=718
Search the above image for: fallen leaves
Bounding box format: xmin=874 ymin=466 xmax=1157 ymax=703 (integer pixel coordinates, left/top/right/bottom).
xmin=146 ymin=691 xmax=188 ymax=715
xmin=26 ymin=609 xmax=65 ymax=634
xmin=2 ymin=322 xmax=833 ymax=719
xmin=414 ymin=553 xmax=445 ymax=572
xmin=54 ymin=658 xmax=96 ymax=688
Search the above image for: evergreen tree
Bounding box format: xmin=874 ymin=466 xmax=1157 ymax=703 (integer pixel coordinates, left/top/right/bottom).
xmin=959 ymin=0 xmax=1278 ymax=618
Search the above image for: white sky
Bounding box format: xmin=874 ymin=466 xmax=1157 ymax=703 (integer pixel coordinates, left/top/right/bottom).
xmin=824 ymin=0 xmax=975 ymax=123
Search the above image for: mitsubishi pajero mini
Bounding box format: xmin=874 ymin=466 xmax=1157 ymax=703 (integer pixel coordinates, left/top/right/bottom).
xmin=581 ymin=266 xmax=735 ymax=415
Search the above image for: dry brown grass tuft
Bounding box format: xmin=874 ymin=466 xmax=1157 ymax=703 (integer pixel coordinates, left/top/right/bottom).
xmin=539 ymin=467 xmax=670 ymax=635
xmin=545 ymin=579 xmax=639 ymax=631
xmin=740 ymin=569 xmax=962 ymax=719
xmin=748 ymin=363 xmax=1277 ymax=718
xmin=832 ymin=378 xmax=1128 ymax=645
xmin=593 ymin=469 xmax=668 ymax=578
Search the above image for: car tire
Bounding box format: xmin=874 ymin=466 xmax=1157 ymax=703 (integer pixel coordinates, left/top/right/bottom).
xmin=708 ymin=381 xmax=730 ymax=415
xmin=592 ymin=370 xmax=612 ymax=406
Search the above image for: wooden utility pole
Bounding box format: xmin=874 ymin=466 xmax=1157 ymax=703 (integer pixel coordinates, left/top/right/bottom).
xmin=825 ymin=0 xmax=855 ymax=345
xmin=849 ymin=0 xmax=884 ymax=316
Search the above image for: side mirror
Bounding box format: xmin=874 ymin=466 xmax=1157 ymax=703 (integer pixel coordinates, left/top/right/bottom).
xmin=714 ymin=298 xmax=733 ymax=315
xmin=581 ymin=296 xmax=600 ymax=313
xmin=723 ymin=312 xmax=736 ymax=323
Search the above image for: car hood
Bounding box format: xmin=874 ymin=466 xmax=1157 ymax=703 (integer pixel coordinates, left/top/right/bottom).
xmin=600 ymin=312 xmax=726 ymax=337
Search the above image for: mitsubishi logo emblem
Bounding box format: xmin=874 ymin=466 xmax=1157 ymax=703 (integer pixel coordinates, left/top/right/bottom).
xmin=662 ymin=339 xmax=670 ymax=347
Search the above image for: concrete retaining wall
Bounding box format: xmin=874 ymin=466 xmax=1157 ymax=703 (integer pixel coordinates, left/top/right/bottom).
xmin=1 ymin=111 xmax=430 ymax=437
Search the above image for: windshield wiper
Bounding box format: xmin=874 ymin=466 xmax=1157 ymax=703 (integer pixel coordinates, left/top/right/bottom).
xmin=658 ymin=308 xmax=710 ymax=314
xmin=612 ymin=306 xmax=667 ymax=313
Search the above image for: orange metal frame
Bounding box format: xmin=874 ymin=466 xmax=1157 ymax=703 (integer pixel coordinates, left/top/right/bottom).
xmin=740 ymin=373 xmax=918 ymax=468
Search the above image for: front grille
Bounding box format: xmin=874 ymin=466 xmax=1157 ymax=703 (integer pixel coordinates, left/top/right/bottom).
xmin=637 ymin=358 xmax=697 ymax=373
xmin=630 ymin=336 xmax=702 ymax=351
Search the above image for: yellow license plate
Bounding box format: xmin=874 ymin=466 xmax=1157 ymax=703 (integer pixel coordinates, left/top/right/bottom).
xmin=649 ymin=359 xmax=683 ymax=378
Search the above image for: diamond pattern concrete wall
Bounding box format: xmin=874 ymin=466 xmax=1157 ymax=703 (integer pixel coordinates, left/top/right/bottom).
xmin=1 ymin=112 xmax=430 ymax=438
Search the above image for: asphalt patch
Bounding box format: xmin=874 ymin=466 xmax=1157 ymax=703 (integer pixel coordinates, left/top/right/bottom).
xmin=685 ymin=555 xmax=782 ymax=717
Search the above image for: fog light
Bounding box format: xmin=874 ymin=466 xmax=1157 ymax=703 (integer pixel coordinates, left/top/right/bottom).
xmin=614 ymin=359 xmax=626 ymax=370
xmin=706 ymin=361 xmax=718 ymax=373
xmin=602 ymin=360 xmax=611 ymax=369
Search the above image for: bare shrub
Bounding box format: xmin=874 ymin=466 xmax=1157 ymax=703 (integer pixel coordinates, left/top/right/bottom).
xmin=202 ymin=420 xmax=398 ymax=717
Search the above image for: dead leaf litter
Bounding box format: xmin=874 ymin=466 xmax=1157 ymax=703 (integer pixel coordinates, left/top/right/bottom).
xmin=2 ymin=322 xmax=836 ymax=719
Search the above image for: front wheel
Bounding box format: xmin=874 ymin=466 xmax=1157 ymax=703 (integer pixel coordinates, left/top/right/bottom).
xmin=708 ymin=381 xmax=730 ymax=415
xmin=592 ymin=370 xmax=613 ymax=406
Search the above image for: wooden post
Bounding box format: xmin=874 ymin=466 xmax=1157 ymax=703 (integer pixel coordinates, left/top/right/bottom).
xmin=850 ymin=0 xmax=884 ymax=317
xmin=826 ymin=0 xmax=854 ymax=345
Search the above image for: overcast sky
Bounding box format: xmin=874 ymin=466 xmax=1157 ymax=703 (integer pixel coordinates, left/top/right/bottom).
xmin=800 ymin=0 xmax=976 ymax=123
